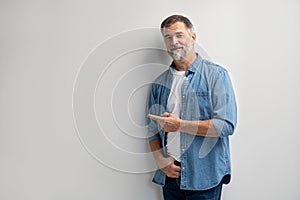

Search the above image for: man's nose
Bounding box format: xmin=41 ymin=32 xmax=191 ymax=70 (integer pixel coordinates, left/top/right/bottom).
xmin=170 ymin=36 xmax=179 ymax=45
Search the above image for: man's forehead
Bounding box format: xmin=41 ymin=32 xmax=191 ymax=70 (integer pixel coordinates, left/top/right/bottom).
xmin=162 ymin=22 xmax=188 ymax=34
xmin=162 ymin=30 xmax=185 ymax=36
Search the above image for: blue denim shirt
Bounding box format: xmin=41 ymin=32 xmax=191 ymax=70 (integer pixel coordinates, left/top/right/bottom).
xmin=147 ymin=54 xmax=237 ymax=190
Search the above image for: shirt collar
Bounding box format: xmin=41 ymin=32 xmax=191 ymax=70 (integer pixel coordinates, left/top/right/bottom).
xmin=169 ymin=53 xmax=202 ymax=74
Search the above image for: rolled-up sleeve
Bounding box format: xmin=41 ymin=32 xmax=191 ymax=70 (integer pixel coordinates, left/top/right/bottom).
xmin=211 ymin=68 xmax=237 ymax=138
xmin=147 ymin=84 xmax=161 ymax=142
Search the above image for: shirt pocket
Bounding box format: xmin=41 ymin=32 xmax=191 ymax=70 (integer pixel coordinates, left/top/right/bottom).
xmin=194 ymin=91 xmax=211 ymax=119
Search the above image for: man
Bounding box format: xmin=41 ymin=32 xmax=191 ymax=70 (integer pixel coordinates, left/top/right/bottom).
xmin=147 ymin=15 xmax=237 ymax=200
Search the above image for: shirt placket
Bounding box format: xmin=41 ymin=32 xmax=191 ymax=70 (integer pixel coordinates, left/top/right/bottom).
xmin=179 ymin=75 xmax=190 ymax=189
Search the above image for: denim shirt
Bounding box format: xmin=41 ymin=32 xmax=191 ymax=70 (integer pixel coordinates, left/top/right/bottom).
xmin=147 ymin=54 xmax=237 ymax=190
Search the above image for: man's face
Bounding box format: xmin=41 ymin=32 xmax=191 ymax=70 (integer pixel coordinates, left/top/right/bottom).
xmin=162 ymin=22 xmax=196 ymax=61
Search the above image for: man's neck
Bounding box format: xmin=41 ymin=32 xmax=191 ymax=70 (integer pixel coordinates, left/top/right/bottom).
xmin=173 ymin=52 xmax=197 ymax=71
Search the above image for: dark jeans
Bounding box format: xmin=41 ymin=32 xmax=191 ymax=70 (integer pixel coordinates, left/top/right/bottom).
xmin=163 ymin=177 xmax=223 ymax=200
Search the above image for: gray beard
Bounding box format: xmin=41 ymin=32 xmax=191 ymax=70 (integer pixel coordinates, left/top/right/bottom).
xmin=168 ymin=41 xmax=193 ymax=61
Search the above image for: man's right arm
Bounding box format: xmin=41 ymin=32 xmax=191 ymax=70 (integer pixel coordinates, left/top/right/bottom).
xmin=149 ymin=139 xmax=181 ymax=178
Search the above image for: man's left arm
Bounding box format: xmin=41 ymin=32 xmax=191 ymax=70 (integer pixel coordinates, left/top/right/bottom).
xmin=148 ymin=113 xmax=219 ymax=137
xmin=148 ymin=69 xmax=237 ymax=138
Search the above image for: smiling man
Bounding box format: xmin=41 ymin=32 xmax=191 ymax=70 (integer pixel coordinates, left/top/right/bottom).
xmin=147 ymin=15 xmax=237 ymax=200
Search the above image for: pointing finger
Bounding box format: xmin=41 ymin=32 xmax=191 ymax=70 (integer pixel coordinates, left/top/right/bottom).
xmin=147 ymin=114 xmax=166 ymax=122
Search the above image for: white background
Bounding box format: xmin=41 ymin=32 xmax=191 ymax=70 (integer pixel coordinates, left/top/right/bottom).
xmin=1 ymin=0 xmax=300 ymax=199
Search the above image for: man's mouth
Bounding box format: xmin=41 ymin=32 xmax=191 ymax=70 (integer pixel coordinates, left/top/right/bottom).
xmin=170 ymin=47 xmax=183 ymax=51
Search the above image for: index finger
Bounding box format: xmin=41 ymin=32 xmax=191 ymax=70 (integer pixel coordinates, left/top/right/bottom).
xmin=147 ymin=114 xmax=166 ymax=121
xmin=171 ymin=163 xmax=181 ymax=172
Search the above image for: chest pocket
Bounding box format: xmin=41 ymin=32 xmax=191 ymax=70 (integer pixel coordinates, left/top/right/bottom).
xmin=194 ymin=91 xmax=211 ymax=119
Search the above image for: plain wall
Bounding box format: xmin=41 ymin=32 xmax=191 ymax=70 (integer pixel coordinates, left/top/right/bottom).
xmin=1 ymin=0 xmax=300 ymax=199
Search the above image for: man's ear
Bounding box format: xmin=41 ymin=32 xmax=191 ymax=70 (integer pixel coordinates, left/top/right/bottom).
xmin=192 ymin=32 xmax=196 ymax=41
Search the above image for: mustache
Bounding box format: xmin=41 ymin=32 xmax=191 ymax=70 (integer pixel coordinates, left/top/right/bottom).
xmin=168 ymin=45 xmax=185 ymax=51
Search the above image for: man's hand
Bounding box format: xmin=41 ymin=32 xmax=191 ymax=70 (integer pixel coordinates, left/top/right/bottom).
xmin=149 ymin=139 xmax=181 ymax=178
xmin=148 ymin=112 xmax=181 ymax=132
xmin=158 ymin=157 xmax=181 ymax=178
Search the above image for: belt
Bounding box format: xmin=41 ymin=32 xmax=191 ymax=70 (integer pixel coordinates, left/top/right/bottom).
xmin=174 ymin=160 xmax=181 ymax=167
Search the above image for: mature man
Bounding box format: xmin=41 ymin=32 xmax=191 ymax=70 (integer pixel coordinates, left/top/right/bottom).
xmin=147 ymin=15 xmax=237 ymax=200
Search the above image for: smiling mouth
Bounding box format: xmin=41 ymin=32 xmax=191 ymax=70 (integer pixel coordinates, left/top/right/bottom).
xmin=170 ymin=47 xmax=183 ymax=51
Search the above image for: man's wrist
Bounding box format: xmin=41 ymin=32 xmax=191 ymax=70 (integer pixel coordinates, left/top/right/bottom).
xmin=179 ymin=119 xmax=187 ymax=132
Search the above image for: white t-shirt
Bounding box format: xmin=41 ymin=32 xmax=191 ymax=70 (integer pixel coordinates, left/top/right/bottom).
xmin=166 ymin=68 xmax=186 ymax=162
